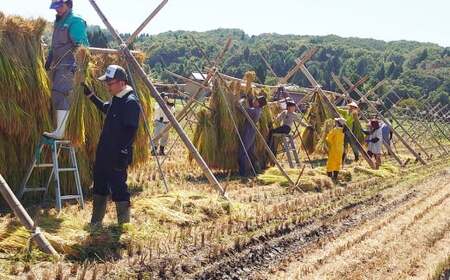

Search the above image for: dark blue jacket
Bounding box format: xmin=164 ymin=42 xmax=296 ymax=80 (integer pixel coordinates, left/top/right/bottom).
xmin=90 ymin=89 xmax=140 ymax=170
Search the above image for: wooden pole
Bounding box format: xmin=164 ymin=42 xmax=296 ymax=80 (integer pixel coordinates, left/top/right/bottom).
xmin=257 ymin=51 xmax=278 ymax=78
xmin=298 ymin=65 xmax=376 ymax=169
xmin=153 ymin=38 xmax=232 ymax=142
xmin=88 ymin=0 xmax=226 ymax=197
xmin=126 ymin=0 xmax=169 ymax=46
xmin=389 ymin=91 xmax=448 ymax=153
xmin=331 ymin=75 xmax=404 ymax=166
xmin=238 ymin=103 xmax=298 ymax=190
xmin=279 ymin=48 xmax=318 ymax=85
xmin=0 ymin=174 xmax=59 ymax=256
xmin=342 ymin=77 xmax=427 ymax=165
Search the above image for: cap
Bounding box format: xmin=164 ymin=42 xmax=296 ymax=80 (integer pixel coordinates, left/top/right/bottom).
xmin=98 ymin=65 xmax=128 ymax=82
xmin=348 ymin=101 xmax=359 ymax=109
xmin=50 ymin=0 xmax=69 ymax=9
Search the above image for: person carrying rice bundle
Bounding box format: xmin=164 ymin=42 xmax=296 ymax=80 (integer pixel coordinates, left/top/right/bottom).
xmin=43 ymin=0 xmax=89 ymax=139
xmin=237 ymin=96 xmax=267 ymax=177
xmin=326 ymin=118 xmax=346 ymax=182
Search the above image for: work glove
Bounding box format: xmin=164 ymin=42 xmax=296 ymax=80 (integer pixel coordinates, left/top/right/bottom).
xmin=371 ymin=137 xmax=380 ymax=143
xmin=81 ymin=82 xmax=93 ymax=97
xmin=115 ymin=149 xmax=130 ymax=171
xmin=44 ymin=51 xmax=53 ymax=71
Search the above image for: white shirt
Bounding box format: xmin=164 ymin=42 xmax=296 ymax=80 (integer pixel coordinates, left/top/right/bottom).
xmin=368 ymin=127 xmax=383 ymax=154
xmin=154 ymin=102 xmax=175 ymax=123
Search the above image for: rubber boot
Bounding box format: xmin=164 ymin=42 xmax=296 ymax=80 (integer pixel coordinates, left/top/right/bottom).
xmin=159 ymin=146 xmax=166 ymax=156
xmin=90 ymin=194 xmax=107 ymax=227
xmin=327 ymin=172 xmax=333 ymax=178
xmin=115 ymin=201 xmax=131 ymax=225
xmin=43 ymin=110 xmax=69 ymax=139
xmin=333 ymin=171 xmax=339 ymax=181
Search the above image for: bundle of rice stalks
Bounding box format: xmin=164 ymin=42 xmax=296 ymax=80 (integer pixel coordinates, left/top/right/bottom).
xmin=243 ymin=71 xmax=256 ymax=95
xmin=301 ymin=91 xmax=334 ymax=154
xmin=0 ymin=13 xmax=52 ymax=195
xmin=190 ymin=78 xmax=273 ymax=172
xmin=0 ymin=14 xmax=153 ymax=201
xmin=258 ymin=167 xmax=333 ymax=192
xmin=315 ymin=119 xmax=335 ymax=155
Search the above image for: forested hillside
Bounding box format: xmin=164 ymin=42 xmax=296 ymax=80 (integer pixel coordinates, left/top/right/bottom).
xmin=81 ymin=27 xmax=450 ymax=107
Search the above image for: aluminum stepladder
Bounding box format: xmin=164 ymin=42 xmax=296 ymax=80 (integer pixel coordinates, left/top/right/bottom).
xmin=273 ymin=133 xmax=301 ymax=168
xmin=18 ymin=136 xmax=84 ymax=211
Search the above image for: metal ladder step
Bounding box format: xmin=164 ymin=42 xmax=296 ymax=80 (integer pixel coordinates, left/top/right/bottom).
xmin=18 ymin=137 xmax=85 ymax=211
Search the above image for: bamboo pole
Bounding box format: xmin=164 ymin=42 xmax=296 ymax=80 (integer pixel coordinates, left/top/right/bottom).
xmin=389 ymin=91 xmax=448 ymax=154
xmin=331 ymin=75 xmax=404 ymax=166
xmin=88 ymin=0 xmax=226 ymax=197
xmin=299 ymin=65 xmax=376 ymax=169
xmin=126 ymin=0 xmax=169 ymax=46
xmin=342 ymin=77 xmax=427 ymax=165
xmin=153 ymin=38 xmax=232 ymax=142
xmin=279 ymin=48 xmax=318 ymax=85
xmin=0 ymin=174 xmax=59 ymax=256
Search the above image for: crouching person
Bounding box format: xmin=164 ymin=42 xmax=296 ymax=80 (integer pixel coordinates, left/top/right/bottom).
xmin=326 ymin=118 xmax=345 ymax=182
xmin=82 ymin=65 xmax=140 ymax=226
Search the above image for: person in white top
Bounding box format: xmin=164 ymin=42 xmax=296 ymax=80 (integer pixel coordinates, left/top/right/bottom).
xmin=152 ymin=94 xmax=175 ymax=156
xmin=366 ymin=119 xmax=383 ymax=169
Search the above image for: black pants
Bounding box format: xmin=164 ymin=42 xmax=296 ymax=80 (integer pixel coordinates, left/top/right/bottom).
xmin=93 ymin=164 xmax=130 ymax=202
xmin=268 ymin=125 xmax=291 ymax=153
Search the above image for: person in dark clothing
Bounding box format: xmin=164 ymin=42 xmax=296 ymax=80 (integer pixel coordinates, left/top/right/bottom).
xmin=82 ymin=65 xmax=141 ymax=226
xmin=238 ymin=96 xmax=267 ymax=177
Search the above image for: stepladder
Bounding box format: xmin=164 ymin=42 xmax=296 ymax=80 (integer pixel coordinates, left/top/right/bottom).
xmin=19 ymin=137 xmax=84 ymax=211
xmin=273 ymin=133 xmax=301 ymax=168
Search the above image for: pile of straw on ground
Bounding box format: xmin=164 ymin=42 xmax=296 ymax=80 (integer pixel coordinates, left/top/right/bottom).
xmin=0 ymin=13 xmax=153 ymax=200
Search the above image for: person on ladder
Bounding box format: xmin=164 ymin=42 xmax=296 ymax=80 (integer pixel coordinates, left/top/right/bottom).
xmin=43 ymin=0 xmax=89 ymax=139
xmin=81 ymin=65 xmax=141 ymax=226
xmin=267 ymin=100 xmax=309 ymax=154
xmin=152 ymin=94 xmax=175 ymax=156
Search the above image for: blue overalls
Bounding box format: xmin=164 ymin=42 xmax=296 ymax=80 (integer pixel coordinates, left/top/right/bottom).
xmin=89 ymin=90 xmax=141 ymax=202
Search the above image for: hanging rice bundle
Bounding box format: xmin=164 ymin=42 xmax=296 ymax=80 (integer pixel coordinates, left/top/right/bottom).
xmin=301 ymin=91 xmax=334 ymax=154
xmin=0 ymin=14 xmax=153 ymax=199
xmin=0 ymin=13 xmax=52 ymax=194
xmin=190 ymin=78 xmax=273 ymax=172
xmin=315 ymin=119 xmax=335 ymax=155
xmin=243 ymin=71 xmax=256 ymax=95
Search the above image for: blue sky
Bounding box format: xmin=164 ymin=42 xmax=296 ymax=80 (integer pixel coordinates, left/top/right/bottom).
xmin=1 ymin=0 xmax=449 ymax=47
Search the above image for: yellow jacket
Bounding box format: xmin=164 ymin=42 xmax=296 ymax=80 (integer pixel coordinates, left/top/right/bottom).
xmin=326 ymin=127 xmax=345 ymax=172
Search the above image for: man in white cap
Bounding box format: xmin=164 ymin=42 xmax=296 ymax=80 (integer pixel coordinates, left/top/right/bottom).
xmin=43 ymin=0 xmax=89 ymax=139
xmin=82 ymin=65 xmax=141 ymax=226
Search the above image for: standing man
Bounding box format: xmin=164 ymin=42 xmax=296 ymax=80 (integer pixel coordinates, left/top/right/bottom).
xmin=44 ymin=0 xmax=89 ymax=139
xmin=381 ymin=120 xmax=394 ymax=155
xmin=238 ymin=96 xmax=267 ymax=177
xmin=82 ymin=65 xmax=141 ymax=226
xmin=339 ymin=102 xmax=362 ymax=162
xmin=152 ymin=94 xmax=176 ymax=156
